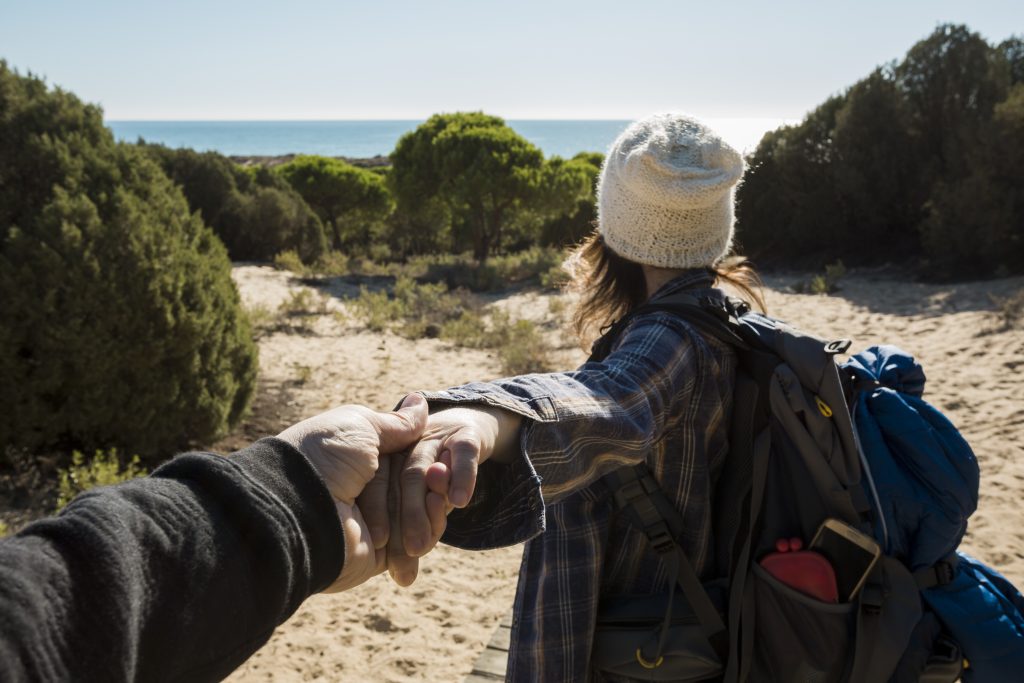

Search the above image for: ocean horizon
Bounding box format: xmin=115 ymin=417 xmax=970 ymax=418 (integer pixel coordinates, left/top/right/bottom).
xmin=107 ymin=120 xmax=631 ymax=160
xmin=106 ymin=118 xmax=785 ymax=159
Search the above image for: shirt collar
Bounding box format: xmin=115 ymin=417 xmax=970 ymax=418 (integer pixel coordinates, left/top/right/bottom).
xmin=647 ymin=268 xmax=717 ymax=302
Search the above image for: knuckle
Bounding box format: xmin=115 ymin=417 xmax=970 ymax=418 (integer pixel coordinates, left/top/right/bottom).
xmin=400 ymin=465 xmax=427 ymax=488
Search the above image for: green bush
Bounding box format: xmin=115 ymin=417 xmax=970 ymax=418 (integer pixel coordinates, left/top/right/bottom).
xmin=217 ymin=184 xmax=327 ymax=263
xmin=0 ymin=63 xmax=258 ymax=463
xmin=56 ymin=449 xmax=148 ymax=511
xmin=273 ymin=249 xmax=308 ymax=274
xmin=144 ymin=146 xmax=327 ymax=264
xmin=493 ymin=317 xmax=553 ymax=375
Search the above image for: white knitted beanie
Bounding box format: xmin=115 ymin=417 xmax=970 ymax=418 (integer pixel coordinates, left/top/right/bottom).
xmin=597 ymin=113 xmax=744 ymax=269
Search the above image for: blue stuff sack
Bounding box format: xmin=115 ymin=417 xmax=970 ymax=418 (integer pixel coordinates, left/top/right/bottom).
xmin=844 ymin=346 xmax=1024 ymax=681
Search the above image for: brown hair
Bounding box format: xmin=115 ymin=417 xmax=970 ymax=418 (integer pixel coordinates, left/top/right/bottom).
xmin=565 ymin=230 xmax=766 ymax=346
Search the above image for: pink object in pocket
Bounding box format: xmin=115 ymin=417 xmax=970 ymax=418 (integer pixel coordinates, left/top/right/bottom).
xmin=759 ymin=544 xmax=840 ymax=603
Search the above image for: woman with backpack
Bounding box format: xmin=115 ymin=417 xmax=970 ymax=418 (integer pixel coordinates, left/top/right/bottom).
xmin=383 ymin=113 xmax=764 ymax=681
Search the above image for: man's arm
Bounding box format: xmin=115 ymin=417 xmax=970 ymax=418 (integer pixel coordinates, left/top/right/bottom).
xmin=0 ymin=397 xmax=428 ymax=683
xmin=0 ymin=439 xmax=339 ymax=682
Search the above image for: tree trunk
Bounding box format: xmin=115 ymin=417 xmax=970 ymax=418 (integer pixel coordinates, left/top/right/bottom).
xmin=473 ymin=204 xmax=489 ymax=263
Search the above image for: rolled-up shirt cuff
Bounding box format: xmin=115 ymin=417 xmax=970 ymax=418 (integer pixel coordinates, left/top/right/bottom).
xmin=420 ymin=387 xmax=548 ymax=550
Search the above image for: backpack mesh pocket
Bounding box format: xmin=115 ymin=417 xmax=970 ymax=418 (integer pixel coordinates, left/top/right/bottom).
xmin=751 ymin=563 xmax=856 ymax=682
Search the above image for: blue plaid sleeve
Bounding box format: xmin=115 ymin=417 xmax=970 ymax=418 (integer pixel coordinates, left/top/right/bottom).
xmin=426 ymin=312 xmax=702 ymax=550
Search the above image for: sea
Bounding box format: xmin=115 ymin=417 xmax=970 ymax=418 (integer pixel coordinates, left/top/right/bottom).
xmin=106 ymin=118 xmax=784 ymax=160
xmin=106 ymin=120 xmax=632 ymax=160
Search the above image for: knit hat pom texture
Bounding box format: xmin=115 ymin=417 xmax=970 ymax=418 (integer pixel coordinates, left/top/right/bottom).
xmin=598 ymin=113 xmax=744 ymax=269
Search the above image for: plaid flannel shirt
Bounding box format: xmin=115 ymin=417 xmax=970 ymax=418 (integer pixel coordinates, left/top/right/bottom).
xmin=424 ymin=270 xmax=736 ymax=682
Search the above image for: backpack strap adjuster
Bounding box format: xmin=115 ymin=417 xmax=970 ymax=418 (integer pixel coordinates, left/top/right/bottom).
xmin=860 ymin=584 xmax=884 ymax=616
xmin=914 ymin=555 xmax=960 ymax=589
xmin=645 ymin=521 xmax=676 ymax=556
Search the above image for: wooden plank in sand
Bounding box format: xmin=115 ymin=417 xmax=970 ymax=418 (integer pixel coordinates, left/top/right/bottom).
xmin=465 ymin=617 xmax=513 ymax=681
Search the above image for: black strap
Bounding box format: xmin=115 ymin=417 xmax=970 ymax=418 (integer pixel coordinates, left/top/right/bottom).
xmin=913 ymin=554 xmax=959 ymax=589
xmin=723 ymin=428 xmax=772 ymax=683
xmin=607 ymin=465 xmax=727 ymax=658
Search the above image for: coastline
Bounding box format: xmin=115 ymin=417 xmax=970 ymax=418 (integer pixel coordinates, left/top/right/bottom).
xmin=230 ymin=154 xmax=391 ymax=169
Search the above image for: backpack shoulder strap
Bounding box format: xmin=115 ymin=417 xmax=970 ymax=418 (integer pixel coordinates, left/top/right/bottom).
xmin=605 ymin=463 xmax=727 ymax=656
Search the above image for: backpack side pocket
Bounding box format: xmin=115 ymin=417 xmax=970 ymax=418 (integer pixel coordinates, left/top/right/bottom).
xmin=751 ymin=562 xmax=856 ymax=681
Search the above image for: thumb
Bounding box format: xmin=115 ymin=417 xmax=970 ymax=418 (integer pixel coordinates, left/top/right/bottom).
xmin=373 ymin=393 xmax=429 ymax=453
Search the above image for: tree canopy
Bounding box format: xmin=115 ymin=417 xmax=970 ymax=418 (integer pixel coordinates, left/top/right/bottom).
xmin=276 ymin=155 xmax=392 ymax=254
xmin=389 ymin=112 xmax=594 ymax=261
xmin=736 ymin=24 xmax=1023 ymax=279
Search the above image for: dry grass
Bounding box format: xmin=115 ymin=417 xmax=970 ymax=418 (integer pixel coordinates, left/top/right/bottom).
xmin=992 ymin=288 xmax=1024 ymax=331
xmin=348 ymin=278 xmax=554 ymax=375
xmin=273 ymin=247 xmax=568 ymax=293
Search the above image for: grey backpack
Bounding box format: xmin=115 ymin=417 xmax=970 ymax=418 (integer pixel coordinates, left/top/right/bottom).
xmin=590 ymin=292 xmax=964 ymax=683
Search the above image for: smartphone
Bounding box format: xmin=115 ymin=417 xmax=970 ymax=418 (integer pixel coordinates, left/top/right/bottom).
xmin=809 ymin=518 xmax=882 ymax=601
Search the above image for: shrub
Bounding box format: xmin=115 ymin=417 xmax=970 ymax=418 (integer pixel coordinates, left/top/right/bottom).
xmin=313 ymin=250 xmax=360 ymax=277
xmin=56 ymin=449 xmax=147 ymax=511
xmin=350 ymin=287 xmax=395 ymax=332
xmin=0 ymin=63 xmax=258 ymax=463
xmin=411 ymin=247 xmax=567 ymax=292
xmin=487 ymin=312 xmax=554 ymax=375
xmin=245 ymin=304 xmax=277 ymax=339
xmin=273 ymin=249 xmax=307 ymax=274
xmin=992 ymin=288 xmax=1024 ymax=330
xmin=793 ymin=260 xmax=847 ymax=295
xmin=292 ymin=363 xmax=313 ymax=385
xmin=346 ymin=277 xmax=554 ymax=374
xmin=217 ymin=185 xmax=327 ymax=263
xmin=145 ymin=146 xmax=327 ymax=264
xmin=439 ymin=311 xmax=491 ymax=348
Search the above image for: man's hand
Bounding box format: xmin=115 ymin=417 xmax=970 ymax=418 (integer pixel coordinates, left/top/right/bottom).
xmin=276 ymin=394 xmax=429 ymax=592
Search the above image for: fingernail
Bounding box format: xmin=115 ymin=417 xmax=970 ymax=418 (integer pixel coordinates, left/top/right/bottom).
xmin=400 ymin=393 xmax=424 ymax=409
xmin=406 ymin=533 xmax=426 ymax=557
xmin=451 ymin=488 xmax=470 ymax=508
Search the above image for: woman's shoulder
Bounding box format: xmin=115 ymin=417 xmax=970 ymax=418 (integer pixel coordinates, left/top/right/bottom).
xmin=610 ymin=291 xmax=737 ymax=365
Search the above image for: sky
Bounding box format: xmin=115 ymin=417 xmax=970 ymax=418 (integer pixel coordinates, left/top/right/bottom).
xmin=1 ymin=0 xmax=1021 ymax=126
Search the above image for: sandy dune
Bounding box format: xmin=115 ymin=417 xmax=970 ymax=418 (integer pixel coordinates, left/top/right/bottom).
xmin=222 ymin=265 xmax=1024 ymax=682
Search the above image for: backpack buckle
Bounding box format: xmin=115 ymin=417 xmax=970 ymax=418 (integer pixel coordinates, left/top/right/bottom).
xmin=645 ymin=521 xmax=676 ymax=555
xmin=935 ymin=561 xmax=956 ymax=585
xmin=825 ymin=339 xmax=852 ymax=354
xmin=914 ymin=556 xmax=960 ymax=589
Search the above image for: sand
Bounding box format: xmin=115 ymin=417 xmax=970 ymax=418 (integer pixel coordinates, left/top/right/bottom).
xmin=221 ymin=265 xmax=1024 ymax=682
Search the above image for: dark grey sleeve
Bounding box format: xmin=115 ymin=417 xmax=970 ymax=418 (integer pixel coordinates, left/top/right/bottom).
xmin=0 ymin=437 xmax=344 ymax=682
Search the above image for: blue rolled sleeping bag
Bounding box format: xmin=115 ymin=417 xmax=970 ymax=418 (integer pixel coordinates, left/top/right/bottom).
xmin=844 ymin=346 xmax=1024 ymax=681
xmin=925 ymin=553 xmax=1024 ymax=680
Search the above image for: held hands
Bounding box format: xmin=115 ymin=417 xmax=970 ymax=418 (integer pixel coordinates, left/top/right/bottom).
xmin=358 ymin=406 xmax=506 ymax=586
xmin=278 ymin=395 xmax=515 ymax=592
xmin=276 ymin=394 xmax=429 ymax=593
